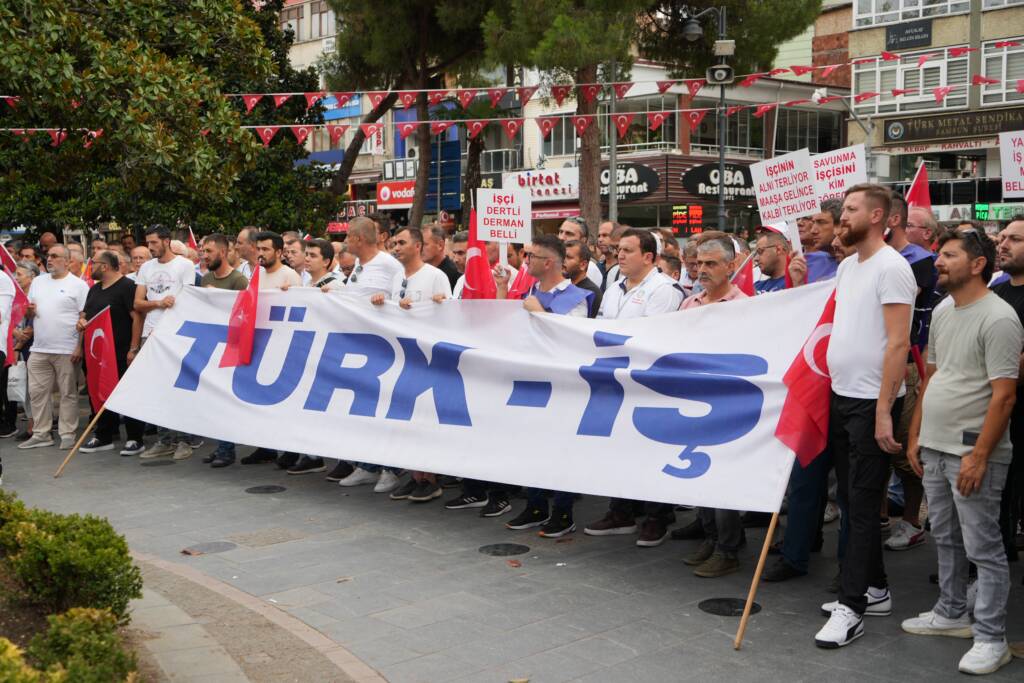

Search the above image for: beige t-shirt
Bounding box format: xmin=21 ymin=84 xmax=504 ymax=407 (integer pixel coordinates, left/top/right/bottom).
xmin=260 ymin=264 xmax=301 ymax=290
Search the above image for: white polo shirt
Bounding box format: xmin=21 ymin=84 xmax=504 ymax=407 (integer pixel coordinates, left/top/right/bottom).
xmin=598 ymin=267 xmax=684 ymax=319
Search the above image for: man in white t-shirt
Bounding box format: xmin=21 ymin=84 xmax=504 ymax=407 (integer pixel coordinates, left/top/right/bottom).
xmin=0 ymin=265 xmax=15 ymax=437
xmin=19 ymin=245 xmax=90 ymax=450
xmin=254 ymin=232 xmax=301 ymax=290
xmin=235 ymin=227 xmax=260 ymax=281
xmin=337 ymin=217 xmax=402 ymax=296
xmin=134 ymin=226 xmax=199 ymax=460
xmin=815 ymin=184 xmax=916 ymax=650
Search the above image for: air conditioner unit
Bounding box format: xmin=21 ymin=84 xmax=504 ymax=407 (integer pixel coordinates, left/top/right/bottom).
xmin=407 ymin=146 xmax=419 ymax=159
xmin=322 ymin=37 xmax=336 ymax=53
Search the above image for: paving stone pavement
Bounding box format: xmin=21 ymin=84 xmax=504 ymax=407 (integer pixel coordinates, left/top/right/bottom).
xmin=3 ymin=439 xmax=1023 ymax=682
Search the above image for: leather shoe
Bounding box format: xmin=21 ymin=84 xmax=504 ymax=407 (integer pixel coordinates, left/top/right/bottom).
xmin=671 ymin=518 xmax=705 ymax=541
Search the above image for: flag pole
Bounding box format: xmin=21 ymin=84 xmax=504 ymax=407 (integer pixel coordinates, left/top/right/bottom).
xmin=733 ymin=510 xmax=780 ymax=650
xmin=53 ymin=406 xmax=106 ymax=478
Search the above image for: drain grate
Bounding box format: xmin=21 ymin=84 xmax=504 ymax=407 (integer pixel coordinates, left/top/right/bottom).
xmin=698 ymin=598 xmax=760 ymax=617
xmin=182 ymin=541 xmax=237 ymax=555
xmin=245 ymin=485 xmax=287 ymax=494
xmin=479 ymin=543 xmax=530 ymax=557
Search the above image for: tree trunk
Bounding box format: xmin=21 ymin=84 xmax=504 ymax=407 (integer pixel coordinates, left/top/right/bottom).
xmin=334 ymin=92 xmax=398 ymax=190
xmin=576 ymin=63 xmax=601 ymax=237
xmin=461 ymin=134 xmax=485 ymax=231
xmin=409 ymin=87 xmax=432 ymax=228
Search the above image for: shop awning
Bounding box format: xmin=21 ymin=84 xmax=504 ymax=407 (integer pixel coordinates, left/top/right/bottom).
xmin=532 ymin=204 xmax=580 ymax=220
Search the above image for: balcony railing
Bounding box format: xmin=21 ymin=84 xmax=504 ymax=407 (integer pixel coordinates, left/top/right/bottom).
xmin=883 ymin=177 xmax=1005 ymax=205
xmin=477 ymin=148 xmax=521 ymax=174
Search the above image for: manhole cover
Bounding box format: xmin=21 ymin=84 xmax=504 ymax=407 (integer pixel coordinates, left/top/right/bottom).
xmin=140 ymin=460 xmax=175 ymax=467
xmin=479 ymin=543 xmax=530 ymax=556
xmin=246 ymin=485 xmax=286 ymax=494
xmin=182 ymin=541 xmax=237 ymax=555
xmin=227 ymin=528 xmax=307 ymax=548
xmin=698 ymin=598 xmax=760 ymax=617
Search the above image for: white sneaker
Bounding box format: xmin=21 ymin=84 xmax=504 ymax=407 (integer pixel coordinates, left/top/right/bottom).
xmin=171 ymin=442 xmax=193 ymax=460
xmin=884 ymin=520 xmax=926 ymax=551
xmin=823 ymin=501 xmax=840 ymax=524
xmin=901 ymin=610 xmax=972 ymax=638
xmin=59 ymin=436 xmax=76 ymax=450
xmin=17 ymin=434 xmax=54 ymax=449
xmin=373 ymin=471 xmax=400 ymax=493
xmin=958 ymin=640 xmax=1012 ymax=675
xmin=338 ymin=468 xmax=379 ymax=487
xmin=821 ymin=588 xmax=891 ymax=617
xmin=140 ymin=442 xmax=176 ymax=459
xmin=814 ymin=604 xmax=864 ymax=648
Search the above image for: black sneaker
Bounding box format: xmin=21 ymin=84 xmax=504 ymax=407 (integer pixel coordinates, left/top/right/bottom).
xmin=408 ymin=480 xmax=443 ymax=502
xmin=762 ymin=558 xmax=807 ymax=582
xmin=506 ymin=506 xmax=550 ymax=530
xmin=120 ymin=440 xmax=144 ymax=456
xmin=210 ymin=455 xmax=235 ymax=468
xmin=670 ymin=518 xmax=705 ymax=541
xmin=79 ymin=436 xmax=114 ymax=453
xmin=437 ymin=475 xmax=461 ymax=489
xmin=390 ymin=479 xmax=418 ymax=500
xmin=202 ymin=451 xmax=217 ymax=464
xmin=325 ymin=461 xmax=354 ymax=482
xmin=288 ymin=457 xmax=327 ymax=475
xmin=481 ymin=494 xmax=512 ymax=518
xmin=539 ymin=511 xmax=575 ymax=538
xmin=0 ymin=424 xmax=17 ymax=439
xmin=444 ymin=493 xmax=488 ymax=510
xmin=240 ymin=448 xmax=277 ymax=465
xmin=276 ymin=452 xmax=300 ymax=470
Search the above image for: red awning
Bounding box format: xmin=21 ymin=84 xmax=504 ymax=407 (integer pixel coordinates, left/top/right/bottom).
xmin=532 ymin=204 xmax=580 ymax=220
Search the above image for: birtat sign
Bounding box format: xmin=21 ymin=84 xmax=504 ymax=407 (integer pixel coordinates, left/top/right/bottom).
xmin=502 ymin=168 xmax=579 ymax=202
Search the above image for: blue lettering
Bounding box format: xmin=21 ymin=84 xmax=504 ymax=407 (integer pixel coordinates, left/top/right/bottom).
xmin=386 ymin=339 xmax=471 ymax=426
xmin=232 ymin=329 xmax=315 ymax=405
xmin=631 ymin=353 xmax=767 ymax=479
xmin=303 ymin=333 xmax=395 ymax=416
xmin=173 ymin=321 xmax=228 ymax=391
xmin=577 ymin=356 xmax=630 ymax=436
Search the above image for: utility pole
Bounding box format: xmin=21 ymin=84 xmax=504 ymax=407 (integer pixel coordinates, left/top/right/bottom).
xmin=608 ymin=58 xmax=618 ymax=222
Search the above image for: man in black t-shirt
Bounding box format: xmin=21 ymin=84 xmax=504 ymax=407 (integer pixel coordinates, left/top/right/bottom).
xmin=563 ymin=240 xmax=602 ymax=318
xmin=992 ymin=216 xmax=1024 ymax=562
xmin=77 ymin=251 xmax=144 ymax=455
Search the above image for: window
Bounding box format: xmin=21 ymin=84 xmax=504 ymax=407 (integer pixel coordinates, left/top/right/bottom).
xmin=690 ymin=102 xmax=764 ymax=157
xmin=280 ymin=6 xmax=303 ymax=42
xmin=854 ymin=0 xmax=970 ymax=28
xmin=543 ymin=117 xmax=579 ymax=157
xmin=310 ymin=1 xmax=336 ymax=39
xmin=598 ymin=95 xmax=678 ymax=153
xmin=774 ymin=109 xmax=843 ymax=154
xmin=853 ymin=45 xmax=969 ymax=115
xmin=981 ymin=37 xmax=1024 ymax=106
xmin=983 ymin=0 xmax=1024 ymax=8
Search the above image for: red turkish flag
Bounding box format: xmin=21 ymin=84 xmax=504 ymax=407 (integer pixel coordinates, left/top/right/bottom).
xmin=726 ymin=104 xmax=746 ymax=116
xmin=536 ymin=117 xmax=558 ymax=139
xmin=487 ymin=88 xmax=507 ymax=108
xmin=461 ymin=209 xmax=496 ymax=301
xmin=255 ymin=126 xmax=279 ymax=147
xmin=83 ymin=129 xmax=103 ymax=148
xmin=571 ymin=115 xmax=594 ymax=137
xmin=731 ymin=255 xmax=755 ymax=296
xmin=187 ymin=226 xmax=198 ymax=250
xmin=220 ymin=266 xmax=260 ymax=367
xmin=332 ymin=92 xmax=354 ymax=108
xmin=428 ymin=90 xmax=447 ymax=106
xmin=579 ymin=84 xmax=601 ymax=103
xmin=465 ymin=120 xmax=487 ymax=139
xmin=655 ymin=80 xmax=675 ymax=94
xmin=854 ymin=91 xmax=879 ymax=103
xmin=359 ymin=122 xmax=383 ymax=138
xmin=304 ymin=92 xmax=325 ymax=109
xmin=892 ymin=88 xmax=918 ymax=96
xmin=241 ymin=94 xmax=262 ymax=112
xmin=739 ymin=72 xmax=767 ymax=87
xmin=686 ymin=79 xmax=705 ymax=98
xmin=397 ymin=91 xmax=418 ymax=109
xmin=516 ymin=86 xmax=538 ymax=104
xmin=611 ymin=112 xmax=636 ymax=138
xmin=790 ymin=65 xmax=815 ymax=76
xmin=995 ymin=40 xmax=1022 ymax=48
xmin=550 ymin=85 xmax=572 ymax=105
xmin=291 ymin=125 xmax=312 ymax=145
xmin=817 ymin=95 xmax=845 ymax=104
xmin=775 ymin=291 xmax=836 ymax=467
xmin=366 ymin=91 xmax=389 ymax=109
xmin=933 ymin=85 xmax=954 ymax=102
xmin=9 ymin=129 xmax=28 ymax=142
xmin=949 ymin=47 xmax=976 ymax=57
xmin=273 ymin=94 xmax=291 ymax=108
xmin=500 ymin=118 xmax=523 ymax=142
xmin=457 ymin=89 xmax=477 ymax=109
xmin=1018 ymin=80 xmax=1024 ymax=94
xmin=327 ymin=124 xmax=349 ymax=145
xmin=397 ymin=122 xmax=418 ymax=140
xmin=821 ymin=64 xmax=841 ymax=78
xmin=612 ymin=82 xmax=633 ymax=99
xmin=430 ymin=121 xmax=453 ymax=136
xmin=880 ymin=51 xmax=900 ymax=61
xmin=918 ymin=53 xmax=940 ymax=68
xmin=685 ymin=109 xmax=708 ymax=132
xmin=769 ymin=68 xmax=790 ymax=76
xmin=753 ymin=103 xmax=778 ymax=118
xmin=646 ymin=111 xmax=668 ymax=131
xmin=972 ymin=75 xmax=1000 ymax=86
xmin=4 ymin=96 xmax=20 ymax=109
xmin=907 ymin=163 xmax=931 ymax=212
xmin=48 ymin=130 xmax=67 ymax=147
xmin=783 ymin=99 xmax=811 ymax=107
xmin=506 ymin=264 xmax=538 ymax=301
xmin=0 ymin=249 xmax=28 ymax=366
xmin=84 ymin=307 xmax=119 ymax=412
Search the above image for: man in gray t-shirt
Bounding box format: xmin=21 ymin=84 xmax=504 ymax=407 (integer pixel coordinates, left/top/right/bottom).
xmin=904 ymin=229 xmax=1021 ymax=676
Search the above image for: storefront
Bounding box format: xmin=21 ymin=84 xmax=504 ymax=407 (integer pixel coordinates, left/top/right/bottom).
xmin=502 ymin=168 xmax=580 ymax=235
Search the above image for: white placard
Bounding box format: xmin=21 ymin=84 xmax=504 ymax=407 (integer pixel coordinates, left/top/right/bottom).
xmin=999 ymin=130 xmax=1024 ymax=199
xmin=477 ymin=188 xmax=532 ymax=243
xmin=813 ymin=144 xmax=868 ymax=202
xmin=751 ymin=148 xmax=820 ymax=225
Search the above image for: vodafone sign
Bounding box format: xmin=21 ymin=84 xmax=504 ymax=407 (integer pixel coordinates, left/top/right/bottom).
xmin=377 ymin=180 xmax=416 ymax=209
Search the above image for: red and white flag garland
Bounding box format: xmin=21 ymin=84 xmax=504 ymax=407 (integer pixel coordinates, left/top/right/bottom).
xmin=500 ymin=118 xmax=523 ymax=142
xmin=571 ymin=115 xmax=594 ymax=137
xmin=611 ymin=112 xmax=636 ymax=138
xmin=685 ymin=109 xmax=709 ymax=132
xmin=466 ymin=120 xmax=487 ymax=139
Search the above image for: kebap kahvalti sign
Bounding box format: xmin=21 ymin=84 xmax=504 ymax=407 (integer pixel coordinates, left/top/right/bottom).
xmin=681 ymin=163 xmax=756 ymax=201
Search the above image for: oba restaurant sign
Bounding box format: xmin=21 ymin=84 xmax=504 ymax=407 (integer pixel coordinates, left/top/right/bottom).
xmin=502 ymin=168 xmax=579 ymax=202
xmin=600 ymin=163 xmax=660 ymax=202
xmin=377 ymin=180 xmax=416 ymax=208
xmin=681 ymin=163 xmax=756 ymax=201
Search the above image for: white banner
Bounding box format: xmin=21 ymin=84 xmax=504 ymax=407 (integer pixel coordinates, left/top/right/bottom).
xmin=107 ymin=284 xmax=834 ymax=512
xmin=751 ymin=148 xmax=820 ymax=225
xmin=813 ymin=144 xmax=868 ymax=202
xmin=999 ymin=130 xmax=1024 ymax=199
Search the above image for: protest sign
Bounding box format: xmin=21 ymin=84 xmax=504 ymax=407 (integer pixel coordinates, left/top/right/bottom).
xmin=107 ymin=283 xmax=835 ymax=512
xmin=813 ymin=144 xmax=867 ymax=202
xmin=476 ymin=188 xmax=532 ymax=243
xmin=999 ymin=130 xmax=1024 ymax=199
xmin=751 ymin=148 xmax=820 ymax=225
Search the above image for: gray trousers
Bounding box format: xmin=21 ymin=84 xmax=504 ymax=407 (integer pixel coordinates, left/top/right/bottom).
xmin=698 ymin=507 xmax=742 ymax=557
xmin=921 ymin=447 xmax=1010 ymax=642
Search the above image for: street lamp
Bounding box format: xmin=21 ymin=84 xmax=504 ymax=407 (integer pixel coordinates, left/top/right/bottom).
xmin=684 ymin=6 xmax=731 ymax=233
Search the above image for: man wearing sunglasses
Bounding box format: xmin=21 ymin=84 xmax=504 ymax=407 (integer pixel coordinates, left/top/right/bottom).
xmin=337 ymin=217 xmax=402 ymax=296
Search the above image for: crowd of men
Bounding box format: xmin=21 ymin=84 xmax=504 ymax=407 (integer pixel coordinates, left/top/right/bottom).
xmin=1 ymin=183 xmax=1023 ymax=674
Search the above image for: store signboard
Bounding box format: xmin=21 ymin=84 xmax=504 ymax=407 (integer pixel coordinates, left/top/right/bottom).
xmin=884 ymin=108 xmax=1024 ymax=144
xmin=599 ymin=163 xmax=660 ymax=202
xmin=672 ymin=205 xmax=704 ymax=235
xmin=503 ymin=168 xmax=579 ymax=202
xmin=680 ymin=163 xmax=755 ymax=201
xmin=885 ymin=19 xmax=932 ymax=51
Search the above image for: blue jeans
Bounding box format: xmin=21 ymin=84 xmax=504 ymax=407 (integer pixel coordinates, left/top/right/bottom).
xmin=213 ymin=440 xmax=236 ymax=461
xmin=922 ymin=448 xmax=1010 ymax=642
xmin=782 ymin=447 xmax=849 ymax=572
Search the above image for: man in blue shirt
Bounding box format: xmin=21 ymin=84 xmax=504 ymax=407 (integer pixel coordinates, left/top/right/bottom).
xmin=754 ymin=230 xmax=790 ymax=294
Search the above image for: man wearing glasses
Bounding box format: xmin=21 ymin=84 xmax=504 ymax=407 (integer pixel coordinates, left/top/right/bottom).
xmin=334 ymin=217 xmax=402 ymax=296
xmin=753 ymin=230 xmax=791 ymax=294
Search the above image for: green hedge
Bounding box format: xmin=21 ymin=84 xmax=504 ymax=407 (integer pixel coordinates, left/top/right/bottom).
xmin=28 ymin=608 xmax=136 ymax=683
xmin=0 ymin=638 xmax=64 ymax=683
